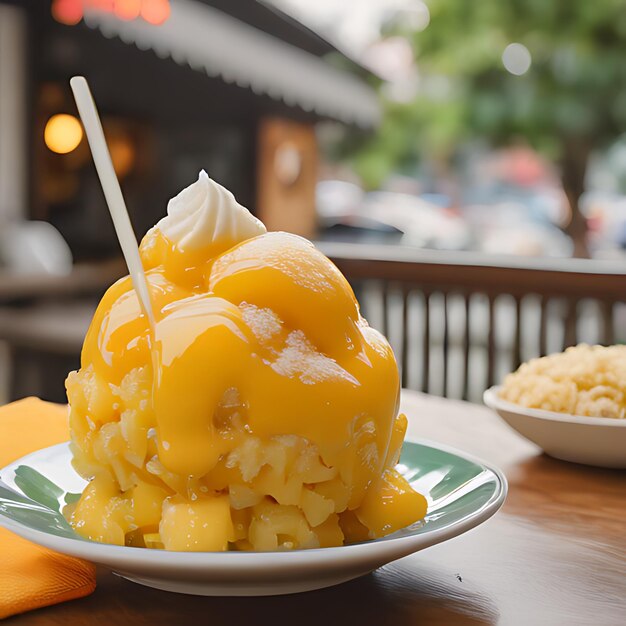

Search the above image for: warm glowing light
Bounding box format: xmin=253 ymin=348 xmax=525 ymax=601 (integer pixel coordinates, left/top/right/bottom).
xmin=51 ymin=0 xmax=83 ymax=25
xmin=109 ymin=135 xmax=136 ymax=178
xmin=502 ymin=43 xmax=532 ymax=76
xmin=141 ymin=0 xmax=171 ymax=25
xmin=52 ymin=0 xmax=170 ymax=25
xmin=44 ymin=114 xmax=83 ymax=154
xmin=114 ymin=0 xmax=141 ymax=21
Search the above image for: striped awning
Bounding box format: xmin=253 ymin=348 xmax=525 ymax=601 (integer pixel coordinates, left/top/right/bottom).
xmin=83 ymin=0 xmax=381 ymax=128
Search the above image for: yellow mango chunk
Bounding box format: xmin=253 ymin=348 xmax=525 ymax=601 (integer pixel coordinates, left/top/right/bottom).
xmin=130 ymin=482 xmax=170 ymax=528
xmin=356 ymin=468 xmax=427 ymax=538
xmin=384 ymin=413 xmax=408 ymax=468
xmin=248 ymin=500 xmax=317 ymax=550
xmin=71 ymin=475 xmax=129 ymax=545
xmin=159 ymin=495 xmax=233 ymax=551
xmin=313 ymin=513 xmax=344 ymax=548
xmin=300 ymin=487 xmax=334 ymax=527
xmin=338 ymin=509 xmax=370 ymax=543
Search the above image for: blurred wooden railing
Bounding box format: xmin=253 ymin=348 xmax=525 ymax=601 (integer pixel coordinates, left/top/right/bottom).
xmin=0 ymin=258 xmax=126 ymax=403
xmin=317 ymin=242 xmax=626 ymax=401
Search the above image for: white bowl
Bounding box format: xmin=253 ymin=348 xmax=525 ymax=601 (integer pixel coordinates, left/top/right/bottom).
xmin=484 ymin=386 xmax=626 ymax=468
xmin=0 ymin=439 xmax=506 ymax=596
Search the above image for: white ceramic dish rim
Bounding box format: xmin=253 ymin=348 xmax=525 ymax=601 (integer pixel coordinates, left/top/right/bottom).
xmin=0 ymin=437 xmax=507 ymax=571
xmin=484 ymin=386 xmax=626 ymax=427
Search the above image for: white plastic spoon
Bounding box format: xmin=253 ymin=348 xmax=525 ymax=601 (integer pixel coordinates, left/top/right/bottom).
xmin=69 ymin=76 xmax=155 ymax=327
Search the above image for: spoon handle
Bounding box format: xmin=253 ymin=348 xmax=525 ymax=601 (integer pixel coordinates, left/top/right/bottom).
xmin=70 ymin=76 xmax=155 ymax=327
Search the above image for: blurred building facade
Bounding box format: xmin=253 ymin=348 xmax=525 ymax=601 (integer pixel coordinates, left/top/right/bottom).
xmin=0 ymin=0 xmax=379 ymax=260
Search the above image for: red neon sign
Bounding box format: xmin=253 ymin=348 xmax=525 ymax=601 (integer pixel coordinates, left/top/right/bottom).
xmin=52 ymin=0 xmax=171 ymax=26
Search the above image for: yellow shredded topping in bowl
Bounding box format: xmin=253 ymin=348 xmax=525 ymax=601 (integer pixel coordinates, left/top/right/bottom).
xmin=500 ymin=344 xmax=626 ymax=419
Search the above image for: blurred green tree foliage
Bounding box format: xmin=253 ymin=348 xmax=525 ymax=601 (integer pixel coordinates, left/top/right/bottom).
xmin=353 ymin=0 xmax=626 ymax=256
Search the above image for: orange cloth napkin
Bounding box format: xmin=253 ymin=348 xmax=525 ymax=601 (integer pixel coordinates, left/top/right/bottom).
xmin=0 ymin=397 xmax=96 ymax=620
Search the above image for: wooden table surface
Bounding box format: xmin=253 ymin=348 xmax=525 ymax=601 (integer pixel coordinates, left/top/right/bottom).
xmin=8 ymin=391 xmax=626 ymax=625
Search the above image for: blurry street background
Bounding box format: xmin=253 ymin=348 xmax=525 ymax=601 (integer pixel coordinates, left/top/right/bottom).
xmin=1 ymin=1 xmax=625 ymax=403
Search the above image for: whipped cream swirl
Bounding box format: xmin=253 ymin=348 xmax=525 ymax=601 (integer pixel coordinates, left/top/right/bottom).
xmin=156 ymin=171 xmax=266 ymax=252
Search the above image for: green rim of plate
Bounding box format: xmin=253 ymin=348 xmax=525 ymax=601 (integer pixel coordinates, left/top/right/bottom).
xmin=0 ymin=440 xmax=503 ymax=545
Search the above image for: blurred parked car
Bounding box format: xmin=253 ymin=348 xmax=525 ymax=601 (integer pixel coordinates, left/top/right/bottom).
xmin=316 ymin=181 xmax=573 ymax=256
xmin=316 ymin=182 xmax=471 ymax=249
xmin=463 ymin=203 xmax=573 ymax=257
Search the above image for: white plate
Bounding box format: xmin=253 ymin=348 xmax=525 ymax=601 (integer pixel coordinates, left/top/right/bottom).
xmin=484 ymin=386 xmax=626 ymax=468
xmin=0 ymin=439 xmax=506 ymax=596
